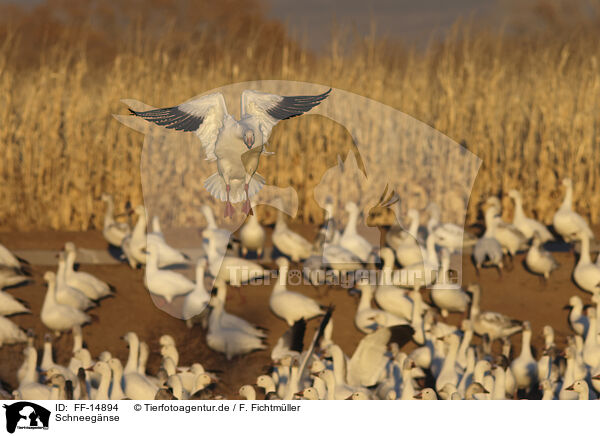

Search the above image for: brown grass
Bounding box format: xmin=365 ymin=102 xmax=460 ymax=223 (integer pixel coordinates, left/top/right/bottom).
xmin=1 ymin=0 xmax=600 ymax=230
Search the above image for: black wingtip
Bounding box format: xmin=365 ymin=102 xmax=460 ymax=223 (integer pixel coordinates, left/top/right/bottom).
xmin=128 ymin=108 xmax=138 ymax=116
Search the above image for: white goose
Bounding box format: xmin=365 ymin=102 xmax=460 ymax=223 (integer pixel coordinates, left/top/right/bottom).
xmin=206 ymin=299 xmax=267 ymax=360
xmin=390 ymin=208 xmax=423 ymax=267
xmin=0 ymin=266 xmax=30 ymax=289
xmin=510 ymin=321 xmax=537 ymax=391
xmin=144 ymin=243 xmax=194 ymax=303
xmin=107 ymin=358 xmax=127 ymax=400
xmin=211 ymin=278 xmax=267 ymax=338
xmin=565 ymin=295 xmax=589 ymax=337
xmin=393 ymin=234 xmax=439 ymax=289
xmin=426 ymin=203 xmax=476 ymax=253
xmin=121 ymin=205 xmax=147 ymax=268
xmin=0 ymin=290 xmax=30 ymax=316
xmin=239 ymin=211 xmax=265 ymax=257
xmin=553 ymin=178 xmax=594 ymax=242
xmin=352 ymin=282 xmax=408 ymax=334
xmin=339 ymin=202 xmax=373 ymax=263
xmin=472 ymin=205 xmax=504 ymax=273
xmin=272 ymin=208 xmax=313 ymax=262
xmin=573 ymin=231 xmax=600 ymax=295
xmin=64 ymin=242 xmax=113 ymax=300
xmin=0 ymin=315 xmax=27 ymax=346
xmin=182 ymin=258 xmax=211 ymax=326
xmin=435 ymin=333 xmax=460 ymax=392
xmin=431 ymin=248 xmax=471 ymax=317
xmin=201 ymin=205 xmax=231 ymax=252
xmin=467 ymin=284 xmax=522 ymax=341
xmin=565 ymin=379 xmax=594 ymax=400
xmin=121 ymin=332 xmax=159 ymax=400
xmin=484 ymin=196 xmax=528 ymax=257
xmin=149 ymin=214 xmax=190 ymax=266
xmin=41 ymin=272 xmax=91 ymax=335
xmin=269 ymin=258 xmax=324 ymax=326
xmin=508 ymin=189 xmax=553 ymax=242
xmin=525 ymin=231 xmax=558 ymax=279
xmin=203 ymin=230 xmax=268 ymax=286
xmin=55 ymin=253 xmax=95 ymax=311
xmin=583 ymin=308 xmax=600 ymax=369
xmin=100 ymin=193 xmax=131 ymax=247
xmin=375 ymin=248 xmax=418 ymax=320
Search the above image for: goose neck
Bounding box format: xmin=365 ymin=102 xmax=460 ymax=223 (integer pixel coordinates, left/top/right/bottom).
xmin=579 ymin=235 xmax=592 ymax=264
xmin=560 ymin=183 xmax=573 ymax=210
xmin=124 ymin=337 xmax=139 ymax=374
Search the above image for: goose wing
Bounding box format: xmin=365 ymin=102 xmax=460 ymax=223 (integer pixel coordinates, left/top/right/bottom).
xmin=241 ymin=88 xmax=331 ymax=140
xmin=128 ymin=93 xmax=228 ymax=161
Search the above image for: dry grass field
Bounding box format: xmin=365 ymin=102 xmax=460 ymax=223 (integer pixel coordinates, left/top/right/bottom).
xmin=1 ymin=0 xmax=600 ymax=231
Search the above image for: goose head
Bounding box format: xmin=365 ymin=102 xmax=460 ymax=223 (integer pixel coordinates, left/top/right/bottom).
xmin=242 ymin=129 xmax=255 ymax=149
xmin=90 ymin=361 xmax=111 ymax=378
xmin=346 ymin=391 xmax=369 ymax=400
xmin=121 ymin=331 xmax=139 ymax=346
xmin=309 ymin=359 xmax=326 ymax=376
xmin=565 ymin=379 xmax=588 ymax=393
xmin=379 ymin=247 xmax=395 ymax=266
xmin=100 ymin=193 xmax=112 ymax=203
xmin=64 ymin=242 xmax=76 ymax=253
xmin=562 ymin=177 xmax=573 ymax=188
xmin=256 ymin=374 xmax=275 ymax=392
xmin=407 ymin=208 xmax=420 ymax=221
xmin=465 ymin=382 xmax=489 ymax=399
xmin=297 ymin=387 xmax=319 ymax=400
xmin=98 ymin=351 xmax=112 ymax=362
xmin=485 ymin=196 xmax=501 ymax=211
xmin=275 ymin=257 xmax=290 ymax=270
xmin=564 ymin=295 xmax=582 ymax=311
xmin=507 ymin=189 xmax=520 ymax=201
xmin=159 ymin=334 xmax=176 ymax=347
xmin=107 ymin=357 xmax=123 ymax=373
xmin=344 ymin=201 xmax=359 ymax=215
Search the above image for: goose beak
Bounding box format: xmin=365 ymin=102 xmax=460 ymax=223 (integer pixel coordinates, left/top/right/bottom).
xmin=413 ymin=392 xmax=423 ymax=399
xmin=85 ymin=366 xmax=94 ymax=372
xmin=592 ymin=374 xmax=600 ymax=381
xmin=565 ymin=384 xmax=574 ymax=391
xmin=344 ymin=394 xmax=353 ymax=400
xmin=483 ymin=388 xmax=490 ymax=394
xmin=562 ymin=305 xmax=572 ymax=310
xmin=295 ymin=391 xmax=303 ymax=397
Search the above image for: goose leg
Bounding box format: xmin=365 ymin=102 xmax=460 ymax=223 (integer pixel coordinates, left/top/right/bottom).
xmin=224 ymin=184 xmax=234 ymax=218
xmin=242 ymin=183 xmax=253 ymax=215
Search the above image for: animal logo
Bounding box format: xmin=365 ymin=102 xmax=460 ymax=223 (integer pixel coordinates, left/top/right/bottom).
xmin=3 ymin=402 xmax=50 ymax=434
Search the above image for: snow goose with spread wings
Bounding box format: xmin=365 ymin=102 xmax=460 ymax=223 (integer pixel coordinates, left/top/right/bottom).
xmin=127 ymin=88 xmax=331 ymax=217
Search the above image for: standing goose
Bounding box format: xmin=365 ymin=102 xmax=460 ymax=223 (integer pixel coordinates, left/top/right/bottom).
xmin=467 ymin=284 xmax=522 ymax=341
xmin=391 ymin=209 xmax=424 ymax=267
xmin=100 ymin=193 xmax=131 ymax=247
xmin=182 ymin=258 xmax=211 ymax=327
xmin=55 ymin=253 xmax=96 ymax=311
xmin=435 ymin=333 xmax=460 ymax=393
xmin=564 ymin=295 xmax=589 ymax=337
xmin=352 ymin=282 xmax=408 ymax=334
xmin=144 ymin=243 xmax=194 ymax=304
xmin=426 ymin=203 xmax=477 ymax=253
xmin=573 ymin=231 xmax=600 ymax=295
xmin=507 ymin=189 xmax=554 ymax=242
xmin=41 ymin=272 xmax=91 ymax=335
xmin=128 ymin=88 xmax=331 ymax=217
xmin=553 ymin=178 xmax=594 ymax=242
xmin=149 ymin=214 xmax=190 ymax=267
xmin=64 ymin=242 xmax=114 ymax=300
xmin=269 ymin=258 xmax=324 ymax=326
xmin=203 ymin=230 xmax=268 ymax=287
xmin=394 ymin=234 xmax=439 ymax=289
xmin=510 ymin=321 xmax=538 ymax=392
xmin=525 ymin=231 xmax=559 ymax=279
xmin=272 ymin=208 xmax=313 ymax=262
xmin=239 ymin=209 xmax=265 ymax=257
xmin=484 ymin=197 xmax=528 ymax=257
xmin=340 ymin=202 xmax=373 ymax=263
xmin=121 ymin=332 xmax=159 ymax=400
xmin=430 ymin=249 xmax=471 ymax=317
xmin=472 ymin=206 xmax=504 ymax=274
xmin=201 ymin=205 xmax=231 ymax=252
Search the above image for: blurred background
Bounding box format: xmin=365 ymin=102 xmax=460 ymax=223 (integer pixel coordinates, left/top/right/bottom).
xmin=1 ymin=0 xmax=599 ymax=230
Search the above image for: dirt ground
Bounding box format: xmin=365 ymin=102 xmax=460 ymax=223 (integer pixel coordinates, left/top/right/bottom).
xmin=0 ymin=225 xmax=593 ymax=399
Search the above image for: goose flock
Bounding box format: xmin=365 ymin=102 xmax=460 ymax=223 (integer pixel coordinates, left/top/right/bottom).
xmin=1 ymin=177 xmax=600 ymax=400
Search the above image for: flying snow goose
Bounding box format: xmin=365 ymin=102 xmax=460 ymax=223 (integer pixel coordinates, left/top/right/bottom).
xmin=430 ymin=248 xmax=471 ymax=317
xmin=128 ymin=88 xmax=331 ymax=217
xmin=0 ymin=290 xmax=30 ymax=316
xmin=0 ymin=242 xmax=30 ymax=274
xmin=467 ymin=284 xmax=522 ymax=341
xmin=553 ymin=178 xmax=594 ymax=242
xmin=339 ymin=202 xmax=374 ymax=263
xmin=269 ymin=258 xmax=324 ymax=326
xmin=272 ymin=208 xmax=313 ymax=262
xmin=239 ymin=209 xmax=265 ymax=257
xmin=100 ymin=193 xmax=131 ymax=247
xmin=144 ymin=243 xmax=194 ymax=304
xmin=182 ymin=258 xmax=211 ymax=326
xmin=64 ymin=242 xmax=113 ymax=300
xmin=41 ymin=272 xmax=91 ymax=335
xmin=573 ymin=231 xmax=600 ymax=295
xmin=426 ymin=203 xmax=477 ymax=253
xmin=525 ymin=231 xmax=558 ymax=279
xmin=0 ymin=315 xmax=27 ymax=346
xmin=507 ymin=189 xmax=554 ymax=242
